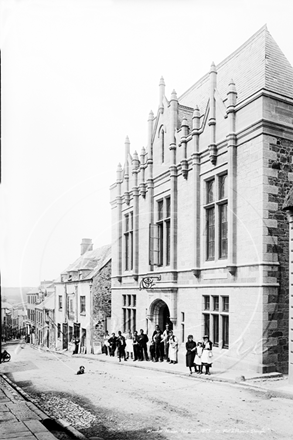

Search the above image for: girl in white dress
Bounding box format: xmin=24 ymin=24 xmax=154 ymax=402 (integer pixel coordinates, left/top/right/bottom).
xmin=201 ymin=335 xmax=213 ymax=375
xmin=194 ymin=341 xmax=203 ymax=374
xmin=167 ymin=331 xmax=178 ymax=364
xmin=125 ymin=331 xmax=133 ymax=360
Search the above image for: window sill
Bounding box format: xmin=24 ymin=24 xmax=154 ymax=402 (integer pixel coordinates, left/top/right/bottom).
xmin=80 ymin=312 xmax=86 ymax=316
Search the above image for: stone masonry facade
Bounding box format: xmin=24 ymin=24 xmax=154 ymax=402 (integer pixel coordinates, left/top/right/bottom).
xmin=265 ymin=137 xmax=293 ymax=372
xmin=110 ymin=26 xmax=293 ymax=374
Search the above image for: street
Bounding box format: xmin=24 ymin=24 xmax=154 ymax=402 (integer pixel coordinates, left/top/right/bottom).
xmin=1 ymin=343 xmax=292 ymax=440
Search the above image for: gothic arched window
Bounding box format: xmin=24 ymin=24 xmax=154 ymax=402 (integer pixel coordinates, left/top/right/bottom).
xmin=161 ymin=129 xmax=165 ymax=163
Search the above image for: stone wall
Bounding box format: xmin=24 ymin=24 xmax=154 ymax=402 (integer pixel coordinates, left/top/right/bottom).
xmin=92 ymin=260 xmax=111 ymax=343
xmin=265 ymin=136 xmax=293 ymax=372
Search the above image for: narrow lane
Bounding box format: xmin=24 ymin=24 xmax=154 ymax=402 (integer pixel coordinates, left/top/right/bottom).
xmin=1 ymin=344 xmax=292 ymax=440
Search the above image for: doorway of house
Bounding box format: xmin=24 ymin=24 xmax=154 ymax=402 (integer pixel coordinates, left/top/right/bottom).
xmin=62 ymin=323 xmax=68 ymax=349
xmin=152 ymin=300 xmax=173 ymax=331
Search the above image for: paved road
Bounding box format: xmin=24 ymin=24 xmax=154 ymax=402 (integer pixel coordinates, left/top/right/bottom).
xmin=1 ymin=344 xmax=292 ymax=440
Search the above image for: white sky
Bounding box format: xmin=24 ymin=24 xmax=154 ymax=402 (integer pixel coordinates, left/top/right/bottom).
xmin=1 ymin=0 xmax=293 ymax=287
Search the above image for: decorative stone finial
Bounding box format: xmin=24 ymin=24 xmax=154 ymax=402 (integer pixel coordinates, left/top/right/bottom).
xmin=193 ymin=105 xmax=200 ymax=118
xmin=159 ymin=76 xmax=165 ymax=86
xmin=228 ymin=78 xmax=236 ymax=92
xmin=181 ymin=117 xmax=188 ymax=128
xmin=170 ymin=89 xmax=177 ymax=101
xmin=227 ymin=79 xmax=237 ymax=108
xmin=210 ymin=61 xmax=217 ymax=73
xmin=148 ymin=110 xmax=154 ymax=120
xmin=116 ymin=163 xmax=122 ymax=182
xmin=192 ymin=105 xmax=200 ymax=130
xmin=133 ymin=150 xmax=138 ymax=160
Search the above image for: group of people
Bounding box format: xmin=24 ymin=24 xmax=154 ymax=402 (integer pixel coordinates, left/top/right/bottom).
xmin=186 ymin=335 xmax=213 ymax=375
xmin=103 ymin=329 xmax=149 ymax=362
xmin=102 ymin=324 xmax=179 ymax=363
xmin=102 ymin=326 xmax=213 ymax=375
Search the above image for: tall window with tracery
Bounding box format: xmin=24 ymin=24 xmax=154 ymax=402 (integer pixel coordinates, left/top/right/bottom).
xmin=161 ymin=129 xmax=165 ymax=163
xmin=125 ymin=212 xmax=133 ymax=271
xmin=204 ymin=173 xmax=228 ymax=261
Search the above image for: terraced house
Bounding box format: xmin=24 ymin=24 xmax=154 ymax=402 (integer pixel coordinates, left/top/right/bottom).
xmin=54 ymin=240 xmax=111 ymax=354
xmin=110 ymin=26 xmax=293 ymax=374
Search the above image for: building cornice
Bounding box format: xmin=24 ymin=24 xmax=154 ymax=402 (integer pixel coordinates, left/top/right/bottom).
xmin=112 ymin=282 xmax=279 ymax=290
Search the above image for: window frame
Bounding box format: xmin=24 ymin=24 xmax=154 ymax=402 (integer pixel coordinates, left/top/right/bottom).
xmin=80 ymin=296 xmax=86 ymax=314
xmin=156 ymin=196 xmax=171 ymax=267
xmin=124 ymin=212 xmax=134 ymax=271
xmin=202 ymin=295 xmax=229 ymax=349
xmin=204 ymin=172 xmax=228 ymax=263
xmin=122 ymin=294 xmax=137 ymax=333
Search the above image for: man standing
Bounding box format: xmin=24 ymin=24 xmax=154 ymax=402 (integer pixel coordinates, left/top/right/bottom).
xmin=152 ymin=325 xmax=163 ymax=362
xmin=138 ymin=329 xmax=149 ymax=361
xmin=116 ymin=331 xmax=126 ymax=362
xmin=132 ymin=330 xmax=141 ymax=361
xmin=72 ymin=336 xmax=80 ymax=355
xmin=108 ymin=332 xmax=117 ymax=357
xmin=162 ymin=324 xmax=171 ymax=362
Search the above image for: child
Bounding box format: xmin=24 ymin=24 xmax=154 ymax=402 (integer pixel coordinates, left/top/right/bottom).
xmin=194 ymin=341 xmax=203 ymax=374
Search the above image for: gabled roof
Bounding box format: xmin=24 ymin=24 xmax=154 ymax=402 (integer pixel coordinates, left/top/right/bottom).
xmin=86 ymin=246 xmax=111 ymax=280
xmin=179 ymin=25 xmax=293 ymax=111
xmin=1 ymin=301 xmax=12 ymax=309
xmin=62 ymin=244 xmax=111 ymax=280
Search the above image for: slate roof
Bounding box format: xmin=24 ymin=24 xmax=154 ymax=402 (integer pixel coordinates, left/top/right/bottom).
xmin=1 ymin=301 xmax=12 ymax=309
xmin=62 ymin=244 xmax=111 ymax=280
xmin=179 ymin=25 xmax=293 ymax=112
xmin=178 ymin=104 xmax=194 ymax=130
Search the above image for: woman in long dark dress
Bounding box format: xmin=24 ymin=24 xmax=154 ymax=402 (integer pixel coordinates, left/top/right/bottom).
xmin=186 ymin=335 xmax=197 ymax=374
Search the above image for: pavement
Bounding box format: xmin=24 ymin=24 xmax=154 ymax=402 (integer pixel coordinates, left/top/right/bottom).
xmin=1 ymin=342 xmax=293 ymax=440
xmin=0 ymin=373 xmax=59 ymax=440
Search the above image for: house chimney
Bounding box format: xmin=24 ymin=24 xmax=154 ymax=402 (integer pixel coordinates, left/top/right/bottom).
xmin=80 ymin=238 xmax=93 ymax=255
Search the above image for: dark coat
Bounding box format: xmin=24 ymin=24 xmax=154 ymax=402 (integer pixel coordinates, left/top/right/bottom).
xmin=152 ymin=331 xmax=163 ymax=344
xmin=185 ymin=340 xmax=196 ymax=367
xmin=138 ymin=333 xmax=149 ymax=347
xmin=108 ymin=336 xmax=117 ymax=349
xmin=117 ymin=335 xmax=126 ymax=347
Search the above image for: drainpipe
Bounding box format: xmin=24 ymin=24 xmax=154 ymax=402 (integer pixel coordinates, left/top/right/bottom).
xmin=147 ymin=110 xmax=154 ymax=271
xmin=192 ymin=105 xmax=201 ymax=278
xmin=169 ymin=90 xmax=178 ymax=276
xmin=226 ymin=79 xmax=237 ymax=275
xmin=208 ymin=62 xmax=217 ymax=165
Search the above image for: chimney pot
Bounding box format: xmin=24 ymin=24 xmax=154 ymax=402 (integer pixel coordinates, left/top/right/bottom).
xmin=80 ymin=238 xmax=93 ymax=255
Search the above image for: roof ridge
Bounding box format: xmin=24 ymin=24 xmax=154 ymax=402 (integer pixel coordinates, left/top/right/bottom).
xmin=179 ymin=24 xmax=268 ymax=102
xmin=215 ymin=24 xmax=267 ymax=71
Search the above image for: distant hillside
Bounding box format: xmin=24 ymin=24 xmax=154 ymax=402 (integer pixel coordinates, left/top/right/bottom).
xmin=1 ymin=287 xmax=35 ymax=306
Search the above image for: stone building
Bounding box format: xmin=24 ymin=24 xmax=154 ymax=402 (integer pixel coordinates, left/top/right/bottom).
xmin=110 ymin=26 xmax=293 ymax=374
xmin=54 ymin=239 xmax=111 ymax=354
xmin=27 ymin=281 xmax=54 ymax=346
xmin=1 ymin=301 xmax=12 ymax=340
xmin=282 ymin=189 xmax=293 ymax=383
xmin=26 ymin=288 xmax=38 ymax=343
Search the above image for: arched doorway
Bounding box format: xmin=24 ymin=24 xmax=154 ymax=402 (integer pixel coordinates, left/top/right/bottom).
xmin=151 ymin=299 xmax=173 ymax=331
